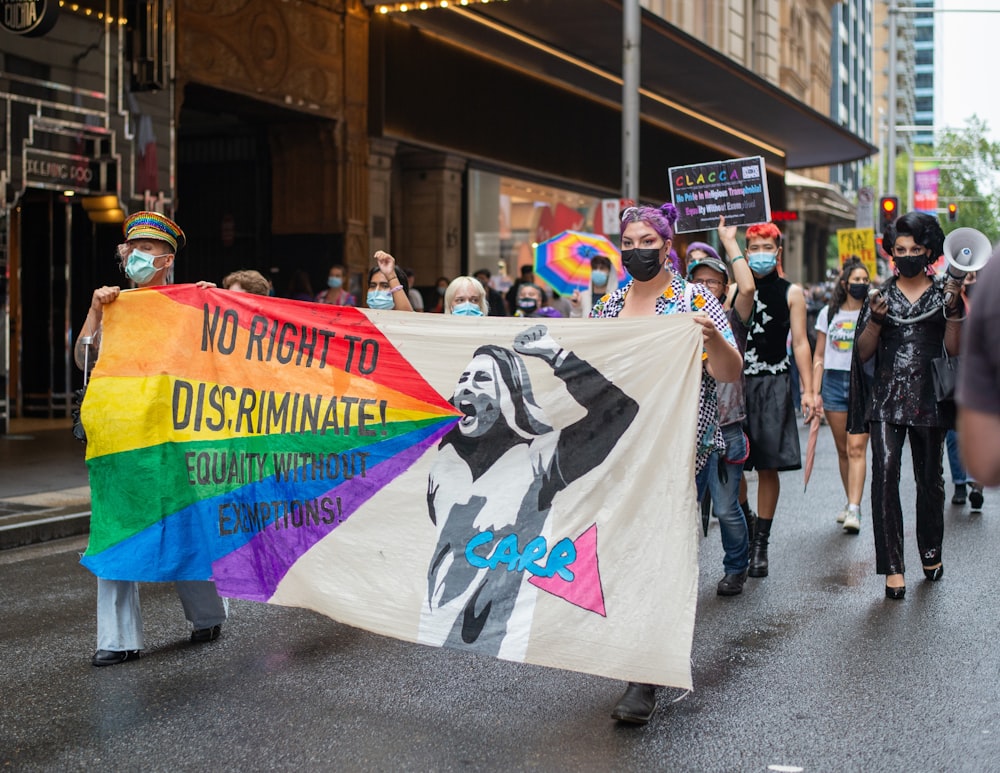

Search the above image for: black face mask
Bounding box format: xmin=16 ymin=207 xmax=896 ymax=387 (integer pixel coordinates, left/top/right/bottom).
xmin=847 ymin=282 xmax=870 ymax=300
xmin=895 ymin=254 xmax=927 ymax=278
xmin=622 ymin=248 xmax=663 ymax=282
xmin=517 ymin=298 xmax=538 ymax=315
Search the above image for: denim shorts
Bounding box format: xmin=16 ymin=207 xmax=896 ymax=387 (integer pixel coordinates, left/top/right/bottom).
xmin=821 ymin=369 xmax=851 ymax=412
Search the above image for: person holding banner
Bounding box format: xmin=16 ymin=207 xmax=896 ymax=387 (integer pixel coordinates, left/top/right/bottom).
xmin=738 ymin=221 xmax=814 ymax=579
xmin=812 ymin=258 xmax=872 ymax=534
xmin=855 ymin=212 xmax=965 ymax=600
xmin=222 ymin=269 xmax=270 ymax=295
xmin=366 ymin=251 xmax=414 ymax=311
xmin=591 ymin=202 xmax=742 ymax=725
xmin=685 ymin=217 xmax=756 ymax=597
xmin=74 ymin=211 xmax=229 ymax=667
xmin=442 ymin=276 xmax=490 ymax=316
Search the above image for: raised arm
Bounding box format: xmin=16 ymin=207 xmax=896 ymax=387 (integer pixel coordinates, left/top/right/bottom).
xmin=718 ymin=217 xmax=755 ymax=324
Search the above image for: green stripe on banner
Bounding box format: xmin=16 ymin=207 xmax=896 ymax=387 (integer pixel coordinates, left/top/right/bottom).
xmin=85 ymin=418 xmax=444 ymax=554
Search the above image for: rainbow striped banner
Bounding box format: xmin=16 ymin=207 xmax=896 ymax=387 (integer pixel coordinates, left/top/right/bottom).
xmin=80 ymin=286 xmax=704 ymax=688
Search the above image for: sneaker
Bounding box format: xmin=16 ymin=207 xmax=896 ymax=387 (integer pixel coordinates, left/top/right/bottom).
xmin=952 ymin=483 xmax=968 ymax=505
xmin=843 ymin=510 xmax=861 ymax=533
xmin=836 ymin=507 xmax=849 ymax=524
xmin=970 ymin=486 xmax=985 ymax=512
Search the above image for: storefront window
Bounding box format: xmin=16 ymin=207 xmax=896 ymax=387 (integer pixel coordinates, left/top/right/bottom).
xmin=468 ymin=169 xmax=616 ymax=296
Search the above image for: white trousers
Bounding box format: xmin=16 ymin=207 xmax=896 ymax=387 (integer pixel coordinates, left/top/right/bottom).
xmin=96 ymin=578 xmax=228 ymax=651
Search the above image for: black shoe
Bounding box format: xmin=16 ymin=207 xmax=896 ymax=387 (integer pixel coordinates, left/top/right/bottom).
xmin=923 ymin=564 xmax=943 ymax=582
xmin=952 ymin=484 xmax=968 ymax=505
xmin=92 ymin=649 xmax=141 ymax=667
xmin=717 ymin=570 xmax=748 ymax=596
xmin=611 ymin=682 xmax=657 ymax=725
xmin=885 ymin=584 xmax=906 ymax=600
xmin=970 ymin=487 xmax=984 ymax=512
xmin=190 ymin=625 xmax=221 ymax=643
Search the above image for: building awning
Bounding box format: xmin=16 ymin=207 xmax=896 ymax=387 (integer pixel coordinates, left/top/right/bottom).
xmin=370 ymin=0 xmax=876 ymax=170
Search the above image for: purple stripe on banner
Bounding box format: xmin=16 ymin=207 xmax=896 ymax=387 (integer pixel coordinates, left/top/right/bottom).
xmin=211 ymin=422 xmax=453 ymax=601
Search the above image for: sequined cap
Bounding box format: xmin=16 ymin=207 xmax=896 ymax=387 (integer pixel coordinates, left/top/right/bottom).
xmin=123 ymin=211 xmax=185 ymax=251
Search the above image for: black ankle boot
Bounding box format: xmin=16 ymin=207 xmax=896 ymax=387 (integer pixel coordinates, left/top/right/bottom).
xmin=611 ymin=682 xmax=657 ymax=724
xmin=748 ymin=518 xmax=771 ymax=577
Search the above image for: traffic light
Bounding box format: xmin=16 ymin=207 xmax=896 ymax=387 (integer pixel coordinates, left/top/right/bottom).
xmin=947 ymin=202 xmax=958 ymax=222
xmin=878 ymin=196 xmax=899 ymax=233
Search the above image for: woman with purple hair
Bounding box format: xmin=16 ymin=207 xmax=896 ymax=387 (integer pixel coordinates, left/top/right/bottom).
xmin=591 ymin=202 xmax=743 ymax=724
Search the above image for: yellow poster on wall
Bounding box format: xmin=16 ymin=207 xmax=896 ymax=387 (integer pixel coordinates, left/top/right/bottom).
xmin=836 ymin=228 xmax=877 ymax=279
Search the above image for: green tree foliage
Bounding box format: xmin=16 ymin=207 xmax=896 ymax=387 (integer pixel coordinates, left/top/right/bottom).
xmin=934 ymin=116 xmax=1000 ymax=240
xmin=863 ymin=116 xmax=1000 ymax=241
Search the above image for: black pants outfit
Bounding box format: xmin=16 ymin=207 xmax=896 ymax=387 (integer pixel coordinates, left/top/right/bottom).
xmin=870 ymin=421 xmax=946 ymax=575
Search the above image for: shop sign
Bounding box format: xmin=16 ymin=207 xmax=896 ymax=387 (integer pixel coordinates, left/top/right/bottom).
xmin=668 ymin=155 xmax=770 ymax=234
xmin=1 ymin=0 xmax=59 ymax=37
xmin=24 ymin=149 xmax=103 ymax=193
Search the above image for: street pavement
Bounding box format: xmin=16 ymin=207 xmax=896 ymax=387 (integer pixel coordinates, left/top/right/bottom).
xmin=2 ymin=421 xmax=999 ymax=772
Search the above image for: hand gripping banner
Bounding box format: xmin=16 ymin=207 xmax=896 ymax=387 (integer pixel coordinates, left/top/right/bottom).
xmin=81 ymin=286 xmax=703 ymax=688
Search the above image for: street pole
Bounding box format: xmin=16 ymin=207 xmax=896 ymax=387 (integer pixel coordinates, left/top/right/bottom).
xmin=886 ymin=0 xmax=898 ymax=198
xmin=622 ymin=0 xmax=640 ymax=201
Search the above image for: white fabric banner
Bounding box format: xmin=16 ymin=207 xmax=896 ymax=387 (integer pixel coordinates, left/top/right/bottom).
xmin=82 ymin=289 xmax=703 ymax=688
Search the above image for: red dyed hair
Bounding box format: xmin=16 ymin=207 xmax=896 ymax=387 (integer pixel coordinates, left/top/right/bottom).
xmin=746 ymin=222 xmax=782 ymax=246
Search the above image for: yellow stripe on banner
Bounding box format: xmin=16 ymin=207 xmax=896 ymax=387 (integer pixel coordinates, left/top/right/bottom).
xmin=83 ymin=374 xmax=453 ymax=459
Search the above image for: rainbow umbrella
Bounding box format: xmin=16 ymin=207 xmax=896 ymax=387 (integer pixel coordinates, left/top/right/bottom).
xmin=533 ymin=231 xmax=624 ymax=297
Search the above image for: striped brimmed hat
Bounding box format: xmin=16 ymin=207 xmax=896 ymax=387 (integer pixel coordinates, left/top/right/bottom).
xmin=123 ymin=211 xmax=185 ymax=251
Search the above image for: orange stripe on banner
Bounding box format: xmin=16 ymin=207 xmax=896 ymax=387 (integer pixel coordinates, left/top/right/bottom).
xmin=93 ymin=288 xmax=452 ymax=414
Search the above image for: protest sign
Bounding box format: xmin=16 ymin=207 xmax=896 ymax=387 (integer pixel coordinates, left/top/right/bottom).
xmin=669 ymin=156 xmax=770 ymax=233
xmin=836 ymin=227 xmax=877 ymax=279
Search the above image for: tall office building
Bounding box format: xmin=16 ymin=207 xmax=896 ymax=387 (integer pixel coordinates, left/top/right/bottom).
xmin=913 ymin=0 xmax=935 ymax=147
xmin=830 ymin=0 xmax=875 ymax=192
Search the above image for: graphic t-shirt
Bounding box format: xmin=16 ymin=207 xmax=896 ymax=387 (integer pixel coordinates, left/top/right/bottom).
xmin=815 ymin=305 xmax=861 ymax=372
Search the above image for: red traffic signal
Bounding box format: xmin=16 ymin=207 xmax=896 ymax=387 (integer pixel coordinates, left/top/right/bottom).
xmin=947 ymin=202 xmax=958 ymax=222
xmin=878 ymin=196 xmax=899 ymax=233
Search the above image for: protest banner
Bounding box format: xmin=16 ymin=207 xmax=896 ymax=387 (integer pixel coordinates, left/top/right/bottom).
xmin=836 ymin=227 xmax=877 ymax=279
xmin=80 ymin=286 xmax=705 ymax=689
xmin=669 ymin=156 xmax=770 ymax=233
xmin=913 ymin=163 xmax=940 ymax=214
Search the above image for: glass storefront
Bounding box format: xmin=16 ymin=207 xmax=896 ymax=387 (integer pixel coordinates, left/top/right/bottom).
xmin=467 ymin=169 xmax=618 ymax=297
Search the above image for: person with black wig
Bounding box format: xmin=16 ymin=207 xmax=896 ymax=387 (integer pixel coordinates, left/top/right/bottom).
xmin=854 ymin=212 xmax=966 ymax=600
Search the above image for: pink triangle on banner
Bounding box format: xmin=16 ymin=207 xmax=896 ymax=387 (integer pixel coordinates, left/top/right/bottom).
xmin=528 ymin=523 xmax=606 ymax=617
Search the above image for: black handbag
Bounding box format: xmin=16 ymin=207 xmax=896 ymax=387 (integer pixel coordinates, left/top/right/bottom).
xmin=931 ymin=347 xmax=958 ymax=403
xmin=71 ymin=386 xmax=87 ymax=443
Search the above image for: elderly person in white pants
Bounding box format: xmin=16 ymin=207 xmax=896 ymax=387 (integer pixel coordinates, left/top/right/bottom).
xmin=75 ymin=211 xmax=228 ymax=666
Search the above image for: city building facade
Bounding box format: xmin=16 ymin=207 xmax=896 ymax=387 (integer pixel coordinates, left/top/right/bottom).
xmin=1 ymin=0 xmax=873 ymax=428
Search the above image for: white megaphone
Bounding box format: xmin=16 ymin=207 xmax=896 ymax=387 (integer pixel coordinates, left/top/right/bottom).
xmin=942 ymin=227 xmax=993 ymax=305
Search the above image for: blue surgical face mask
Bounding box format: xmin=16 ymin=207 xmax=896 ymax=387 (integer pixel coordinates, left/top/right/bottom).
xmin=124 ymin=248 xmax=163 ymax=284
xmin=748 ymin=252 xmax=777 ymax=275
xmin=327 ymin=276 xmax=343 ymax=289
xmin=591 ymin=269 xmax=609 ymax=286
xmin=452 ymin=302 xmax=484 ymax=317
xmin=367 ymin=290 xmax=394 ymax=310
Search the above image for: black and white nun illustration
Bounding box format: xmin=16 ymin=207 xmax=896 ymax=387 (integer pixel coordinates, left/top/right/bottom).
xmin=421 ymin=324 xmax=638 ymax=658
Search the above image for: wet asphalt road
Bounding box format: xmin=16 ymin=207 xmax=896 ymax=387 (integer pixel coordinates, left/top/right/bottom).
xmin=3 ymin=423 xmax=1000 ymax=772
